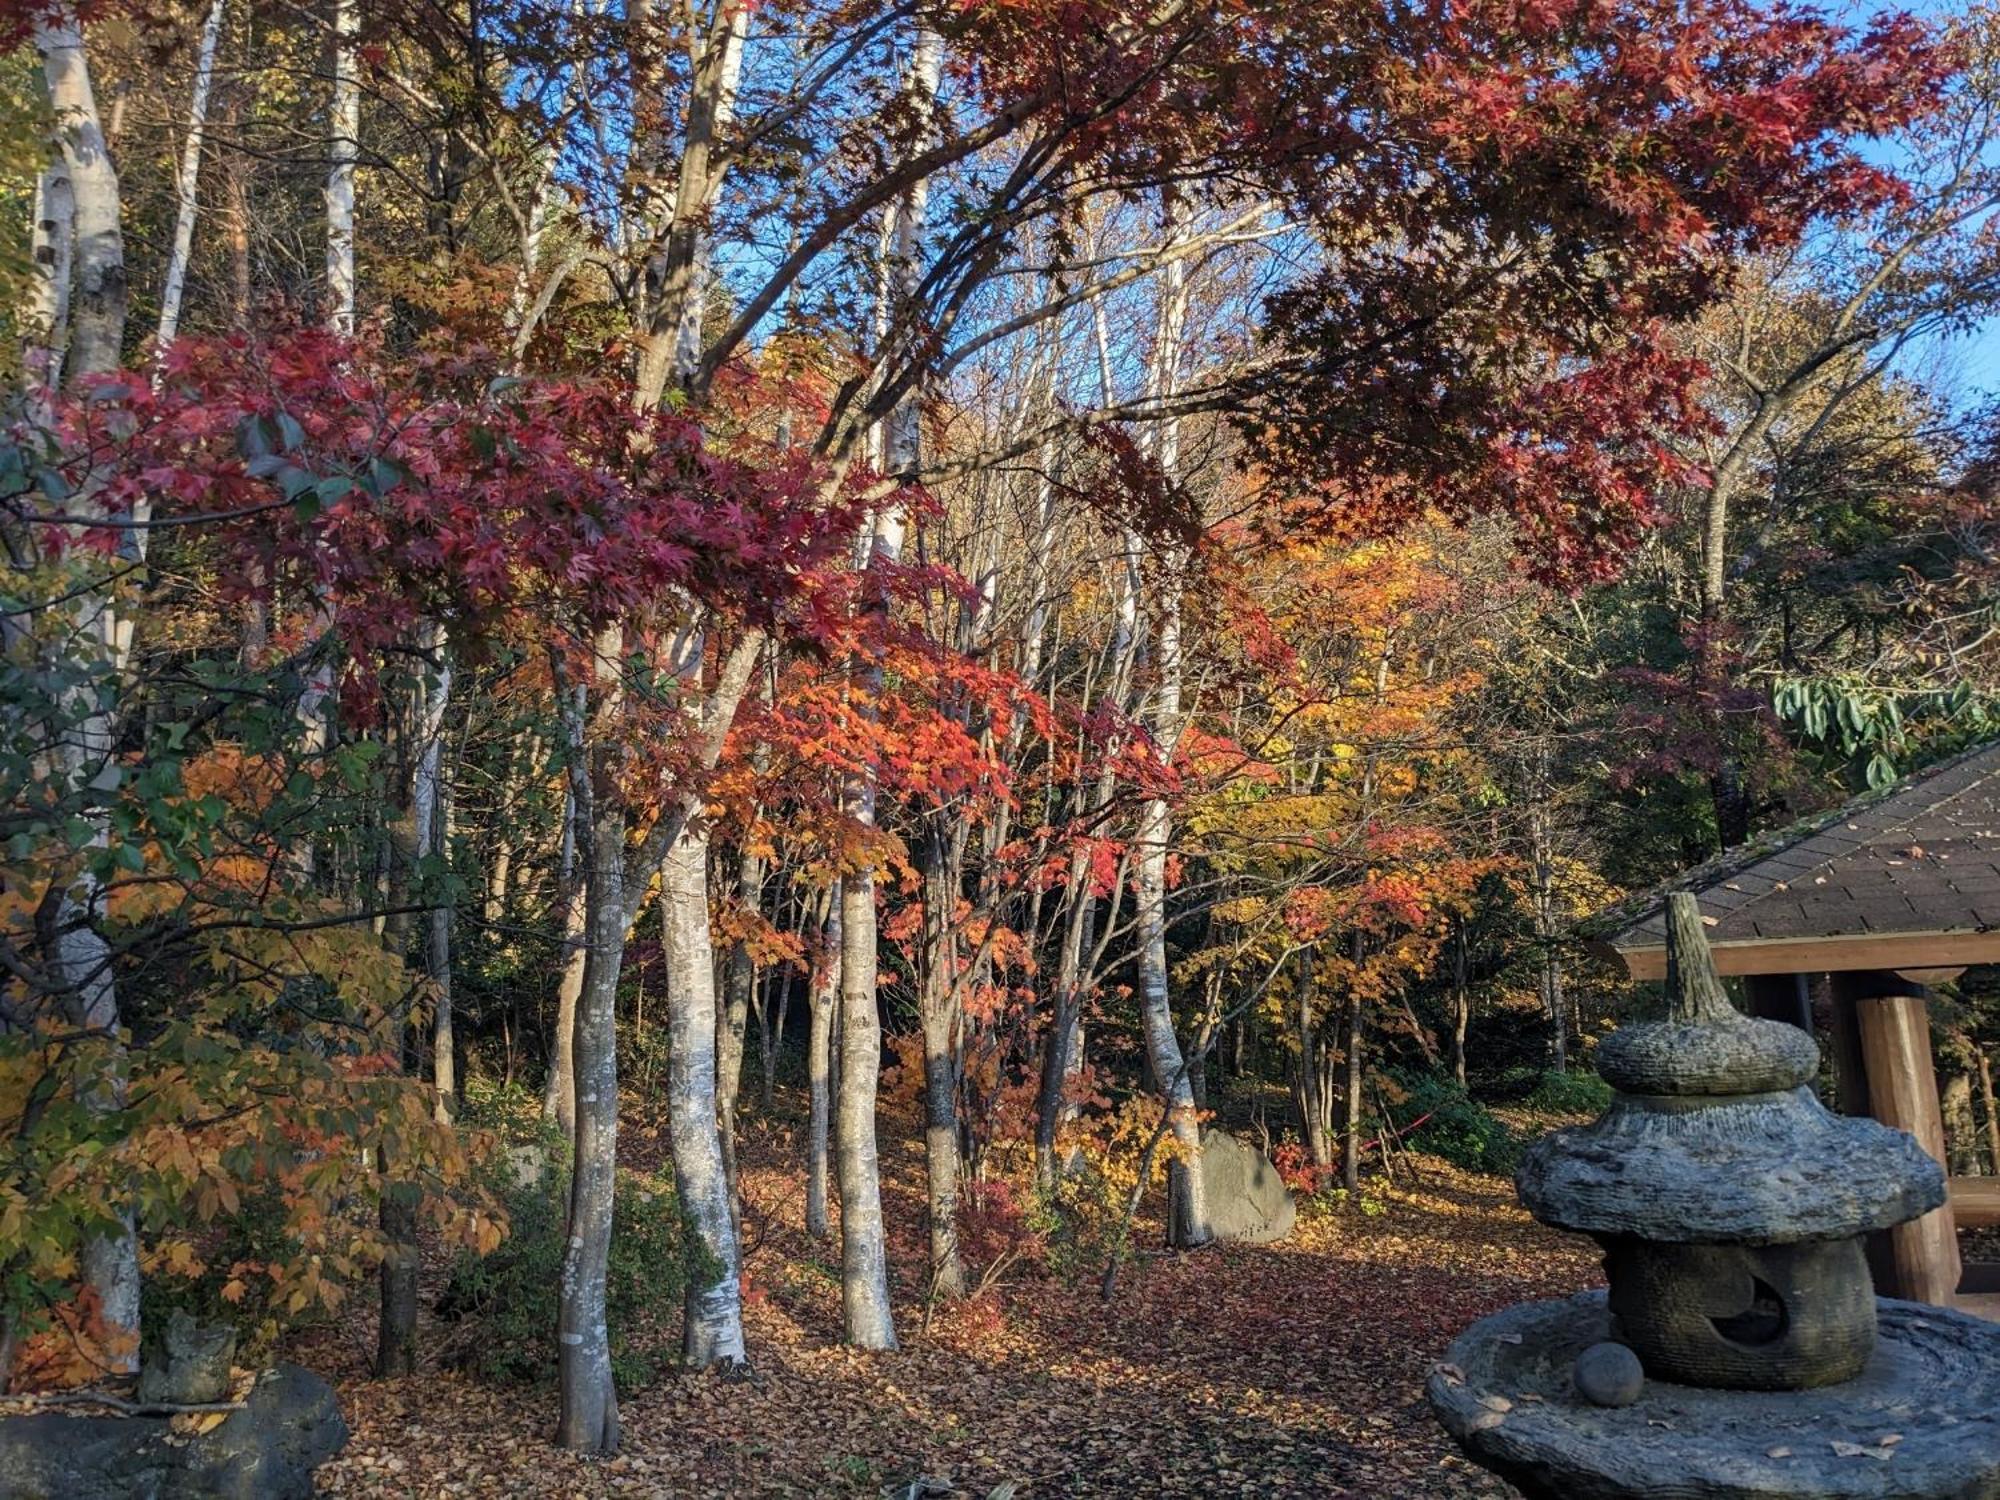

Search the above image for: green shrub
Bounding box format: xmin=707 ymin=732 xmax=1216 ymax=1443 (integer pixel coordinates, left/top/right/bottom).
xmin=1525 ymin=1066 xmax=1612 ymax=1115
xmin=1395 ymin=1073 xmax=1520 ymax=1176
xmin=442 ymin=1145 xmax=697 ymax=1391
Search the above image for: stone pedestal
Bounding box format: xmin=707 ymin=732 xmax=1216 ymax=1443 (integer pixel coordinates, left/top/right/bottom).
xmin=1429 ymin=1292 xmax=2000 ymax=1500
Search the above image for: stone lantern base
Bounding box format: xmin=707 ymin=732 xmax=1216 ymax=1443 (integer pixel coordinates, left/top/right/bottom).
xmin=1603 ymin=1236 xmax=1876 ymax=1389
xmin=1429 ymin=1291 xmax=2000 ymax=1500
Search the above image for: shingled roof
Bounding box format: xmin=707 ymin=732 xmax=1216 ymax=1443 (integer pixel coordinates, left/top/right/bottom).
xmin=1599 ymin=739 xmax=2000 ymax=980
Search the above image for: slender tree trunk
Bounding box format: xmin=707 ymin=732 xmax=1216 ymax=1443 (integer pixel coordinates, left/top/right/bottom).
xmin=412 ymin=621 xmax=456 ymax=1119
xmin=759 ymin=968 xmax=787 ymax=1113
xmin=372 ymin=753 xmax=422 ymax=1376
xmin=543 ymin=696 xmax=586 ymax=1136
xmin=1133 ymin=202 xmax=1208 ymax=1247
xmin=374 ymin=1139 xmax=419 ymax=1377
xmin=325 ymin=0 xmax=358 ymax=335
xmin=806 ymin=891 xmax=839 ymax=1241
xmin=717 ymin=845 xmax=759 ymax=1212
xmin=1528 ymin=740 xmax=1568 ymax=1072
xmin=1341 ymin=993 xmax=1366 ymax=1193
xmin=34 ymin=7 xmax=137 ymax=1374
xmin=153 ymin=0 xmax=225 ymax=356
xmin=1035 ymin=530 xmax=1138 ymax=1184
xmin=631 ymin=0 xmax=751 ymax=408
xmin=1979 ymin=1049 xmax=2000 ymax=1177
xmin=1141 ymin=785 xmax=1209 ymax=1247
xmin=1449 ymin=924 xmax=1471 ymax=1089
xmin=918 ymin=827 xmax=967 ymax=1300
xmin=659 ymin=807 xmax=748 ymax=1368
xmin=219 ymin=88 xmax=250 ymax=330
xmin=838 ymin=870 xmax=897 ymax=1347
xmin=1291 ymin=953 xmax=1335 ymax=1169
xmin=555 ymin=635 xmax=622 ymax=1455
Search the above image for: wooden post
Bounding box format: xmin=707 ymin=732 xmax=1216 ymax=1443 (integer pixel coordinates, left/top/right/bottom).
xmin=1834 ymin=970 xmax=1960 ymax=1306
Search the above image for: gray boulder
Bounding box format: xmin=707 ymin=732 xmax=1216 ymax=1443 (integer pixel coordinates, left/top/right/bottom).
xmin=0 ymin=1363 xmax=347 ymax=1500
xmin=1197 ymin=1129 xmax=1296 ymax=1245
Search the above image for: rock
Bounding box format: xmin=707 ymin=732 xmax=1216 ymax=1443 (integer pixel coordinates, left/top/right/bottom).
xmin=1573 ymin=1342 xmax=1643 ymax=1407
xmin=137 ymin=1310 xmax=236 ymax=1406
xmin=504 ymin=1142 xmax=548 ymax=1190
xmin=0 ymin=1363 xmax=347 ymax=1500
xmin=1196 ymin=1129 xmax=1296 ymax=1245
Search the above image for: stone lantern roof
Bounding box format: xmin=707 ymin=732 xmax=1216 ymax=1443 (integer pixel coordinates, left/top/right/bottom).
xmin=1518 ymin=896 xmax=1946 ymax=1246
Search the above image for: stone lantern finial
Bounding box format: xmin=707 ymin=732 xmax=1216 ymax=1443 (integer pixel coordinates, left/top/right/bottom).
xmin=1662 ymin=893 xmax=1732 ymax=1025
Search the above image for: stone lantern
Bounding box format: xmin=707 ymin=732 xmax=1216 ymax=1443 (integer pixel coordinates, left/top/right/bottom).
xmin=1429 ymin=894 xmax=2000 ymax=1500
xmin=1517 ymin=893 xmax=1944 ymax=1389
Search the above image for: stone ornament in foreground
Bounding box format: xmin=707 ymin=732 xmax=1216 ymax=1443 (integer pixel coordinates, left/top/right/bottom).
xmin=1430 ymin=893 xmax=2000 ymax=1499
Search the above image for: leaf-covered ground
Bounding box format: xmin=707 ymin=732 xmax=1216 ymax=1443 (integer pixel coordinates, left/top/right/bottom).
xmin=310 ymin=1108 xmax=1597 ymax=1498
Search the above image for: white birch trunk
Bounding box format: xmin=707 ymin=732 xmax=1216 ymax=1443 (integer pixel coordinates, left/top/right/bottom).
xmin=658 ymin=806 xmax=748 ymax=1367
xmin=37 ymin=15 xmax=124 ymax=382
xmin=33 ymin=6 xmax=138 ymax=1374
xmin=22 ymin=165 xmax=74 ymax=390
xmin=153 ymin=0 xmax=226 ymax=357
xmin=325 ymin=0 xmax=358 ymax=336
xmin=1132 ymin=212 xmax=1209 ymax=1247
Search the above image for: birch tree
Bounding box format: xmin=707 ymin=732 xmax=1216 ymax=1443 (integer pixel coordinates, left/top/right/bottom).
xmin=325 ymin=0 xmax=358 ymax=337
xmin=27 ymin=3 xmax=138 ymax=1374
xmin=153 ymin=0 xmax=227 ymax=357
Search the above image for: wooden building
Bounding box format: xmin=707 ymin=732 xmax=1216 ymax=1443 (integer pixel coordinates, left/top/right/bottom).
xmin=1597 ymin=739 xmax=2000 ymax=1311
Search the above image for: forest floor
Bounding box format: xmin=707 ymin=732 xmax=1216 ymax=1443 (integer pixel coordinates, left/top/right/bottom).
xmin=308 ymin=1096 xmax=1598 ymax=1499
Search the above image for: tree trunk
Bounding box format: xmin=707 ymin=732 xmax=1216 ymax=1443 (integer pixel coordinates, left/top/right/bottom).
xmin=34 ymin=6 xmax=137 ymax=1375
xmin=1140 ymin=790 xmax=1208 ymax=1248
xmin=806 ymin=891 xmax=839 ymax=1241
xmin=555 ymin=640 xmax=623 ymax=1455
xmin=542 ymin=768 xmax=586 ymax=1138
xmin=22 ymin=162 xmax=74 ymax=389
xmin=659 ymin=808 xmax=748 ymax=1368
xmin=153 ymin=0 xmax=225 ymax=356
xmin=1944 ymin=1073 xmax=1981 ymax=1176
xmin=1979 ymin=1049 xmax=2000 ymax=1177
xmin=412 ymin=621 xmax=456 ymax=1120
xmin=220 ymin=87 xmax=250 ymax=330
xmin=1449 ymin=924 xmax=1471 ymax=1090
xmin=838 ymin=872 xmax=897 ymax=1348
xmin=631 ymin=0 xmax=751 ymax=407
xmin=918 ymin=827 xmax=967 ymax=1300
xmin=36 ymin=14 xmax=125 ymax=380
xmin=1290 ymin=953 xmax=1336 ymax=1169
xmin=1341 ymin=994 xmax=1366 ymax=1193
xmin=758 ymin=969 xmax=786 ymax=1113
xmin=325 ymin=0 xmax=358 ymax=335
xmin=717 ymin=846 xmax=759 ymax=1214
xmin=374 ymin=1144 xmax=418 ymax=1378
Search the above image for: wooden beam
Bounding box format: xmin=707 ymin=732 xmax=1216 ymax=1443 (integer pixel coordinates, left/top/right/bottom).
xmin=1845 ymin=973 xmax=1960 ymax=1307
xmin=1950 ymin=1177 xmax=2000 ymax=1232
xmin=1615 ymin=928 xmax=2000 ymax=981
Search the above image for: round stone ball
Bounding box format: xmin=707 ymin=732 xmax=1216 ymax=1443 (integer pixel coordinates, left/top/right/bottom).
xmin=1574 ymin=1341 xmax=1644 ymax=1407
